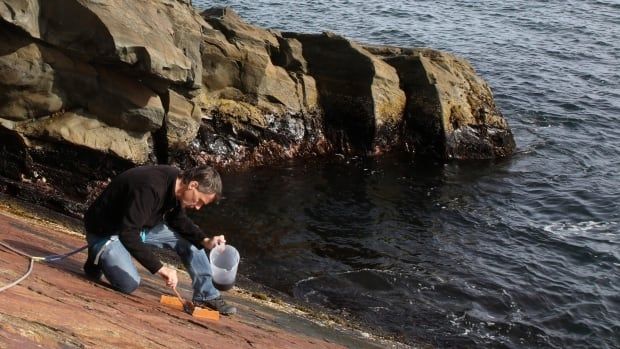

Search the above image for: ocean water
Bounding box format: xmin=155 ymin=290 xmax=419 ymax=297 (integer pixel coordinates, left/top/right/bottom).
xmin=192 ymin=1 xmax=620 ymax=347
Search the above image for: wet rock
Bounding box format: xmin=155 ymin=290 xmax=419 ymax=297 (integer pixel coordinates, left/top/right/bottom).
xmin=155 ymin=7 xmax=332 ymax=169
xmin=0 ymin=114 xmax=142 ymax=217
xmin=282 ymin=32 xmax=406 ymax=153
xmin=0 ymin=123 xmax=32 ymax=181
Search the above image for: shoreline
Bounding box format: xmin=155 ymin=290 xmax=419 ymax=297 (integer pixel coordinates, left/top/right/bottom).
xmin=0 ymin=194 xmax=416 ymax=348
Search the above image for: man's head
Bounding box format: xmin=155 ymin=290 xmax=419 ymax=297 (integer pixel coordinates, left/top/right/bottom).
xmin=176 ymin=166 xmax=222 ymax=210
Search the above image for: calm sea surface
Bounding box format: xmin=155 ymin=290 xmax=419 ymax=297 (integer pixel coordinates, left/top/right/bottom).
xmin=192 ymin=1 xmax=620 ymax=347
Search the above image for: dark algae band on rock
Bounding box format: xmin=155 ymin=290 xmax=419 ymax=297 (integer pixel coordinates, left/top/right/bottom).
xmin=0 ymin=1 xmax=514 ymax=215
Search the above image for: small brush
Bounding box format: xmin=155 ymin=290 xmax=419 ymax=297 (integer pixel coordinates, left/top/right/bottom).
xmin=173 ymin=287 xmax=194 ymax=314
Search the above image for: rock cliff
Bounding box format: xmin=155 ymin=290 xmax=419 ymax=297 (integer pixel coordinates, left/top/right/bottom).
xmin=0 ymin=0 xmax=515 ymax=216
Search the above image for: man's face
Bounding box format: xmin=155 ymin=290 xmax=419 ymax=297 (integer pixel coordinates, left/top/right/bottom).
xmin=179 ymin=181 xmax=217 ymax=210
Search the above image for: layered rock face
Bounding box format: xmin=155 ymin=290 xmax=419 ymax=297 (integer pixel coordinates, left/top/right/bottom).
xmin=0 ymin=0 xmax=515 ymax=216
xmin=366 ymin=45 xmax=515 ymax=159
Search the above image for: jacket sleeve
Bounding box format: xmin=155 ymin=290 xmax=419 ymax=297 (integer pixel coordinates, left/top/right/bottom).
xmin=118 ymin=187 xmax=163 ymax=274
xmin=165 ymin=205 xmax=208 ymax=248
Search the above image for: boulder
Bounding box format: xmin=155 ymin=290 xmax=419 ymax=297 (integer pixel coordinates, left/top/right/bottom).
xmin=368 ymin=46 xmax=516 ymax=159
xmin=158 ymin=0 xmax=209 ymax=88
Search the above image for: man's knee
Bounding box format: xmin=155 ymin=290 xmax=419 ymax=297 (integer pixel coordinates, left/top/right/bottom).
xmin=105 ymin=269 xmax=140 ymax=294
xmin=114 ymin=277 xmax=140 ymax=294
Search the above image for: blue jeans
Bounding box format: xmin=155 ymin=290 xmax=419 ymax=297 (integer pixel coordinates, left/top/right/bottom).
xmin=86 ymin=223 xmax=220 ymax=301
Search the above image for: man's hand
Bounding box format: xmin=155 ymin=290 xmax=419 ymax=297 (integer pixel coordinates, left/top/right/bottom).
xmin=202 ymin=235 xmax=226 ymax=250
xmin=156 ymin=266 xmax=178 ymax=289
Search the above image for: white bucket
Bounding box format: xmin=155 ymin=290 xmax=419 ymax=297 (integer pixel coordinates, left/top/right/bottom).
xmin=209 ymin=245 xmax=240 ymax=291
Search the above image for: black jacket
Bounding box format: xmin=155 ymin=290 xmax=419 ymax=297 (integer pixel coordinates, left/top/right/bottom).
xmin=84 ymin=165 xmax=207 ymax=273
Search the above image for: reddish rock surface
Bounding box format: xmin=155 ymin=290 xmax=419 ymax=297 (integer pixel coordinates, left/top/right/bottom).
xmin=0 ymin=208 xmax=389 ymax=348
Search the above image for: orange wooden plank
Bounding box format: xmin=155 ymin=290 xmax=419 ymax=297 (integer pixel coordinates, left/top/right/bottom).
xmin=160 ymin=295 xmax=184 ymax=311
xmin=160 ymin=295 xmax=219 ymax=320
xmin=192 ymin=307 xmax=220 ymax=321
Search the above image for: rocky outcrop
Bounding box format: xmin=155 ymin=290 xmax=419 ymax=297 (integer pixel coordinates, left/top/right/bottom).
xmin=191 ymin=7 xmax=329 ymax=168
xmin=366 ymin=45 xmax=515 ymax=159
xmin=0 ymin=0 xmax=198 ymax=85
xmin=282 ymin=32 xmax=406 ymax=152
xmin=0 ymin=0 xmax=515 ymax=216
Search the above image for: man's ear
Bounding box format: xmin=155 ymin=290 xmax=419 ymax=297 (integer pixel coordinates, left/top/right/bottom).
xmin=189 ymin=180 xmax=199 ymax=190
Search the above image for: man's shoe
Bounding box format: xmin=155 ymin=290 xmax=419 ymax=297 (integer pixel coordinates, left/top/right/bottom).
xmin=195 ymin=296 xmax=237 ymax=315
xmin=83 ymin=248 xmax=102 ymax=280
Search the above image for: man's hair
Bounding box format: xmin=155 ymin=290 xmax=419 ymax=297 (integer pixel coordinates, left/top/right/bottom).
xmin=179 ymin=165 xmax=222 ymax=198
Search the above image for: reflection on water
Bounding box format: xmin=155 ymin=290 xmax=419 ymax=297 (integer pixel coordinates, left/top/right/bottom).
xmin=190 ymin=0 xmax=620 ymax=346
xmin=193 ymin=153 xmax=619 ymax=347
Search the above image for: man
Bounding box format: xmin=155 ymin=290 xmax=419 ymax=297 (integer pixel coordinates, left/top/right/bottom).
xmin=83 ymin=164 xmax=236 ymax=315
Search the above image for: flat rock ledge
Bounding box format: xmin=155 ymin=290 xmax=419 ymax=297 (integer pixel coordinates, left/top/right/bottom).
xmin=0 ymin=201 xmax=414 ymax=349
xmin=0 ymin=0 xmax=515 ymax=216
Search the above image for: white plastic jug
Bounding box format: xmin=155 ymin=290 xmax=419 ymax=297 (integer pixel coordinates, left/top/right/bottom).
xmin=209 ymin=245 xmax=240 ymax=291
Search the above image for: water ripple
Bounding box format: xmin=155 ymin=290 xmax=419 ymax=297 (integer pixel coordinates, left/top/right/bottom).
xmin=192 ymin=0 xmax=620 ymax=347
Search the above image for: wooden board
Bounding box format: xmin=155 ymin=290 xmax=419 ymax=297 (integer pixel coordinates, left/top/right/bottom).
xmin=160 ymin=295 xmax=220 ymax=321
